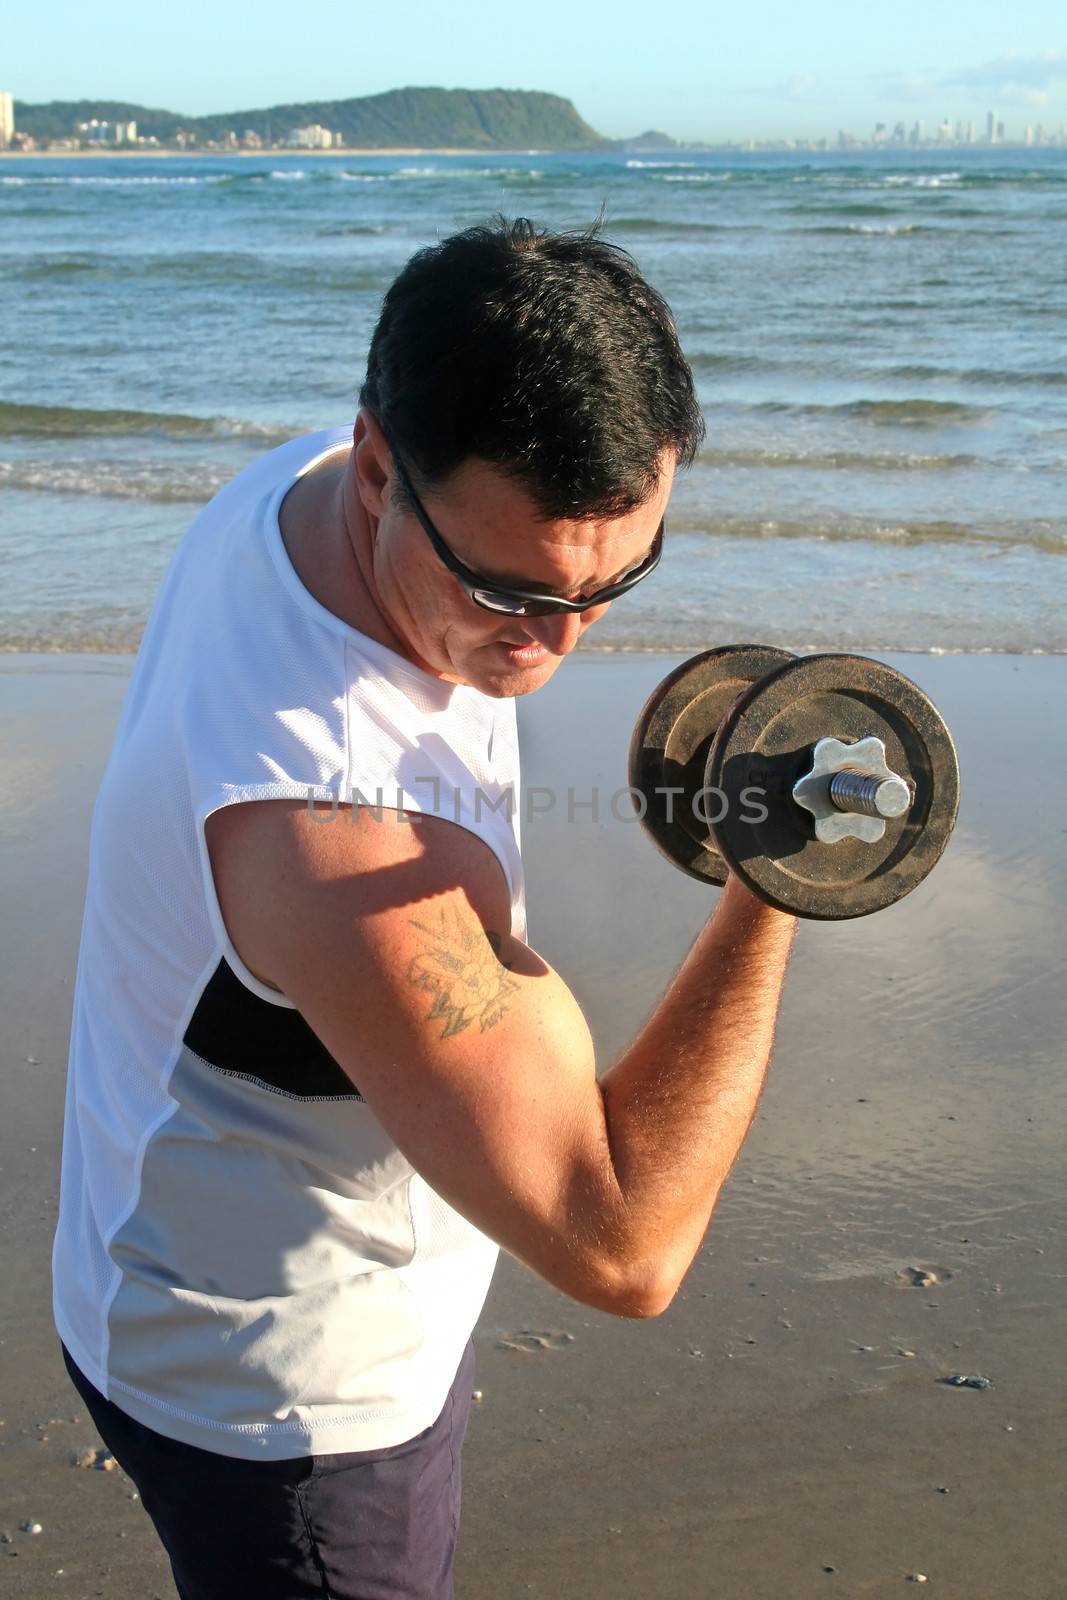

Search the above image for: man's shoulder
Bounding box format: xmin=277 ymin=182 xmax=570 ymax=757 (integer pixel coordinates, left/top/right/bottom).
xmin=217 ymin=424 xmax=354 ymax=512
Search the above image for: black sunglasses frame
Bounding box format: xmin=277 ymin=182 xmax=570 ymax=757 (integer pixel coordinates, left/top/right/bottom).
xmin=389 ymin=451 xmax=664 ymax=617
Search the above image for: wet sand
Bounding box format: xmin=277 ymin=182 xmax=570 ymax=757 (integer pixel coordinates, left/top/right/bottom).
xmin=0 ymin=650 xmax=1064 ymax=1598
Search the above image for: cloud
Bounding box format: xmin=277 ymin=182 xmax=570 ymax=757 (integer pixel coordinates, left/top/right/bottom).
xmin=781 ymin=73 xmax=820 ymax=102
xmin=876 ymin=74 xmax=937 ymax=104
xmin=733 ymin=72 xmax=823 ymax=102
xmin=942 ymin=50 xmax=1067 ymax=94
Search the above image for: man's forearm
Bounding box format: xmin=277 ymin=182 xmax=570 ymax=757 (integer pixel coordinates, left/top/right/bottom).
xmin=597 ymin=875 xmax=796 ymax=1307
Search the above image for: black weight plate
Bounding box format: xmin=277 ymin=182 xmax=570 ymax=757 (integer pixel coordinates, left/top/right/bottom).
xmin=706 ymin=654 xmax=960 ymax=919
xmin=628 ymin=645 xmax=795 ymax=885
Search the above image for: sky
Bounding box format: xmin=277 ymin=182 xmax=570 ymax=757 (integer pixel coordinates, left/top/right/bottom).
xmin=6 ymin=0 xmax=1067 ymax=143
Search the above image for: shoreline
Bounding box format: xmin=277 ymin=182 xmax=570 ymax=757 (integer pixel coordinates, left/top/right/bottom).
xmin=1 ymin=145 xmax=567 ymax=161
xmin=3 ymin=143 xmax=1057 ymax=161
xmin=3 ymin=642 xmax=1066 ymax=663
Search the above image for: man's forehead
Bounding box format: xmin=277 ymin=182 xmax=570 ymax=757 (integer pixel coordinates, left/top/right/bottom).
xmin=441 ymin=452 xmax=672 ymax=515
xmin=475 ymin=507 xmax=660 ymax=590
xmin=449 ymin=456 xmax=669 ymax=533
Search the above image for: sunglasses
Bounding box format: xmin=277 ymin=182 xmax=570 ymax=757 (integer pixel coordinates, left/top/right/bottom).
xmin=389 ymin=450 xmax=664 ymax=618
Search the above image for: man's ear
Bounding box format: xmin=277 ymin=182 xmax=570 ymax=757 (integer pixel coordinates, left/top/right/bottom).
xmin=353 ymin=408 xmax=393 ymax=521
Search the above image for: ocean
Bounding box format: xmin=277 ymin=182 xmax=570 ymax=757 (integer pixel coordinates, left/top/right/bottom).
xmin=2 ymin=146 xmax=1065 ymax=654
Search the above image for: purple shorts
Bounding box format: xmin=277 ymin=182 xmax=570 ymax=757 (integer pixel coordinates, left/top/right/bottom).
xmin=61 ymin=1338 xmax=476 ymax=1600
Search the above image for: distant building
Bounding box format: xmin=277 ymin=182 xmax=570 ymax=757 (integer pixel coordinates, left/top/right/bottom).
xmin=0 ymin=91 xmax=13 ymax=149
xmin=242 ymin=129 xmax=263 ymax=149
xmin=995 ymin=120 xmax=1005 ymax=143
xmin=287 ymin=124 xmax=335 ymax=149
xmin=986 ymin=110 xmax=996 ymax=143
xmin=76 ymin=118 xmax=137 ymax=146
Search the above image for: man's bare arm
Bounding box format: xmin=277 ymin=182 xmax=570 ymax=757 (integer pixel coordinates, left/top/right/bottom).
xmin=598 ymin=875 xmax=795 ymax=1309
xmin=206 ymin=799 xmax=794 ymax=1319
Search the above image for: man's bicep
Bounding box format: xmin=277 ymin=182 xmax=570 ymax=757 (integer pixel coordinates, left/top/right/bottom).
xmin=210 ymin=801 xmax=624 ymax=1305
xmin=288 ymin=864 xmax=621 ymax=1304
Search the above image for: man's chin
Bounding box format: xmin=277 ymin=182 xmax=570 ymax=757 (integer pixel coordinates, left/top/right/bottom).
xmin=471 ymin=649 xmax=565 ymax=697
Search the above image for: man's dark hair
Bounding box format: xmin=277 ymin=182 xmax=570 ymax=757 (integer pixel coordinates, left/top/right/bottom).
xmin=359 ymin=216 xmax=704 ymax=520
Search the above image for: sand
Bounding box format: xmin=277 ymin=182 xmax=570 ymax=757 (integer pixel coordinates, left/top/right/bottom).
xmin=0 ymin=649 xmax=1064 ymax=1599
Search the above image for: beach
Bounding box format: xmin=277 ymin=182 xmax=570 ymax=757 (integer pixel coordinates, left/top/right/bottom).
xmin=2 ymin=139 xmax=1065 ymax=1597
xmin=1 ymin=647 xmax=1063 ymax=1599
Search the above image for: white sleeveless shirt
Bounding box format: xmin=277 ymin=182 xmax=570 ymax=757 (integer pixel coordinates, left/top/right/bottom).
xmin=52 ymin=427 xmax=526 ymax=1460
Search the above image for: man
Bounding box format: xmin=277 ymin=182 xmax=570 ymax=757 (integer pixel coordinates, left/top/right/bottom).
xmin=53 ymin=217 xmax=795 ymax=1598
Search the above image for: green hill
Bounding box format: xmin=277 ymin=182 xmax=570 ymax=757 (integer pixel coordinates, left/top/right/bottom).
xmin=15 ymin=87 xmax=607 ymax=150
xmin=12 ymin=100 xmax=183 ymax=143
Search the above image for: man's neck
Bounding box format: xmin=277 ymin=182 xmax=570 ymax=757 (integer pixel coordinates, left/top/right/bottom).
xmin=278 ymin=455 xmax=410 ymax=660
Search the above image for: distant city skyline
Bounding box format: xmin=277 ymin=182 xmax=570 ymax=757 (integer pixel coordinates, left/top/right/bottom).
xmin=2 ymin=0 xmax=1066 ymax=144
xmin=4 ymin=95 xmax=1064 ymax=156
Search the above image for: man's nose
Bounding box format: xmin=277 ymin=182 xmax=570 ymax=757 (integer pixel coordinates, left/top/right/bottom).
xmin=523 ymin=610 xmax=585 ymax=655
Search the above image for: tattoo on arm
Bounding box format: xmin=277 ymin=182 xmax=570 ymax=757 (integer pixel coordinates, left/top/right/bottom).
xmin=406 ymin=905 xmax=519 ymax=1039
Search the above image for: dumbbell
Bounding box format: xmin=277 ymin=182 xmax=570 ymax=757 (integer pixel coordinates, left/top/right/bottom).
xmin=628 ymin=646 xmax=960 ymax=920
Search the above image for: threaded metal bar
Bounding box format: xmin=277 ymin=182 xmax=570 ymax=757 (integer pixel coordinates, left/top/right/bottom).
xmin=829 ymin=770 xmax=911 ymax=820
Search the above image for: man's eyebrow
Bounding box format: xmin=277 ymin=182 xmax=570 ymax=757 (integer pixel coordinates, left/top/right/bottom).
xmin=483 ymin=536 xmax=658 ymax=596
